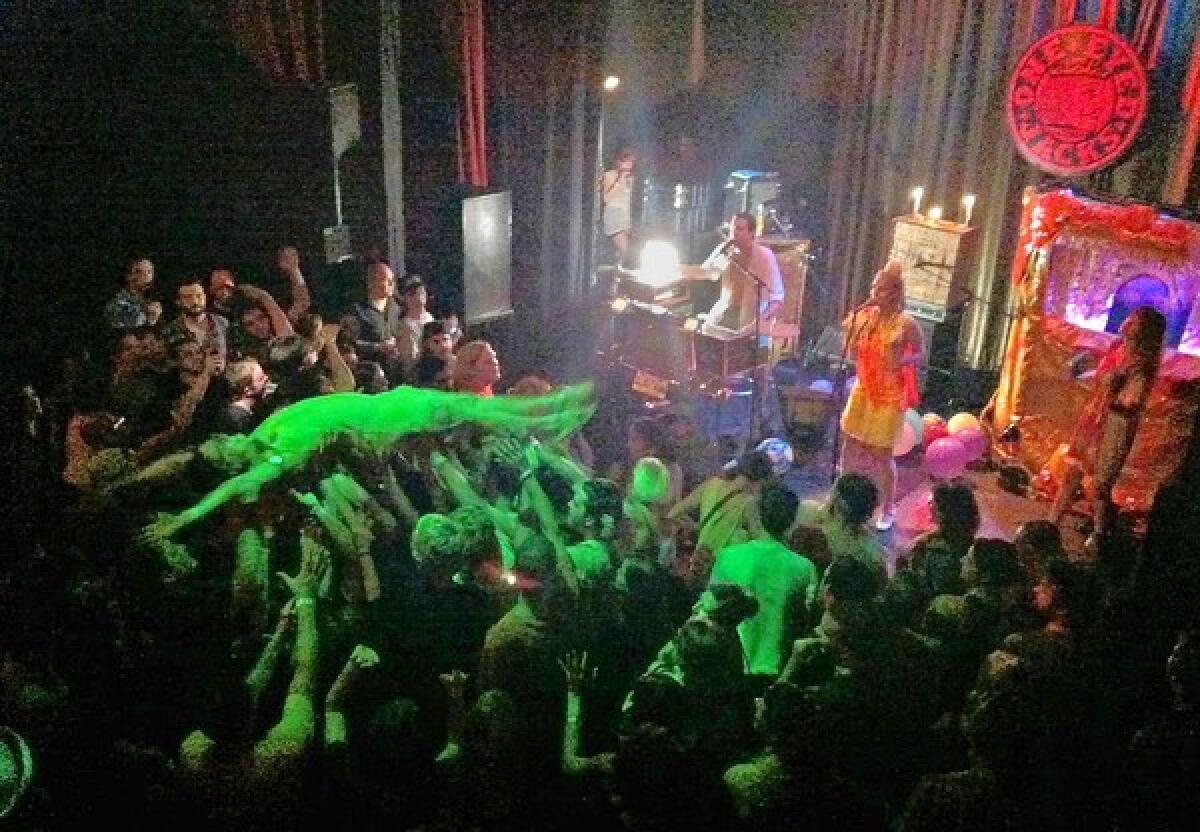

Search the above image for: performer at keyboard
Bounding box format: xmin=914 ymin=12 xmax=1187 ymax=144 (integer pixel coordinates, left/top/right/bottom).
xmin=698 ymin=211 xmax=785 ymax=335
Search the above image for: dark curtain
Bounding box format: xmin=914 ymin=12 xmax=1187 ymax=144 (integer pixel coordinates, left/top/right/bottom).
xmin=488 ymin=0 xmax=606 ymax=369
xmin=826 ymin=0 xmax=1200 ymax=372
xmin=211 ymin=0 xmax=327 ymax=84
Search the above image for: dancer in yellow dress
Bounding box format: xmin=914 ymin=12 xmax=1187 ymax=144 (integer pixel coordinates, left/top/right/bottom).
xmin=840 ymin=261 xmax=924 ymax=530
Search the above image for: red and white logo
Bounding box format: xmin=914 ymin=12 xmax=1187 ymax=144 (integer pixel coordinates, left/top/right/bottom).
xmin=1007 ymin=25 xmax=1148 ymax=176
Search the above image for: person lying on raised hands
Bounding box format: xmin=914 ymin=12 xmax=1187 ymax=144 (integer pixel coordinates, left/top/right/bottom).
xmin=141 ymin=381 xmax=595 ymax=546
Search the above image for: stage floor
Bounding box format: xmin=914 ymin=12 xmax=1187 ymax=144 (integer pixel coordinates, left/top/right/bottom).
xmin=784 ymin=445 xmax=1055 ymax=574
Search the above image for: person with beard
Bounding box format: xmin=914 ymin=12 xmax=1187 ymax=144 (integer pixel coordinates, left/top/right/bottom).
xmin=162 ymin=280 xmax=229 ymax=375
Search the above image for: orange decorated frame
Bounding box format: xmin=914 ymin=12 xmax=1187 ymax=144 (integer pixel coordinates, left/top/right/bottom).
xmin=985 ymin=188 xmax=1200 ymax=513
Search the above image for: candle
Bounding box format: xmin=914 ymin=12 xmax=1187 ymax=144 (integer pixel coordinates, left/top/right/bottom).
xmin=910 ymin=186 xmax=925 ymax=217
xmin=961 ymin=193 xmax=976 ymax=226
xmin=928 ymin=205 xmax=943 ymax=223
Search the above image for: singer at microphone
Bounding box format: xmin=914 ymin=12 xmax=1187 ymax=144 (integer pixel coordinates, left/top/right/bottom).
xmin=697 ymin=212 xmax=785 ymax=333
xmin=836 ymin=258 xmax=925 ymax=532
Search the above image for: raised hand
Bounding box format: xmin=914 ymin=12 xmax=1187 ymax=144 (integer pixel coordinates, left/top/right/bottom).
xmin=558 ymin=651 xmax=597 ymax=694
xmin=349 ymin=644 xmax=381 ymax=670
xmin=484 ymin=435 xmax=527 ymax=468
xmin=439 ymin=669 xmax=469 ymax=702
xmin=278 ymin=539 xmax=330 ymax=600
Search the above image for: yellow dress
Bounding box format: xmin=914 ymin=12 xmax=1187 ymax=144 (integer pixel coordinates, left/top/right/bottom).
xmin=841 ymin=310 xmax=909 ymax=449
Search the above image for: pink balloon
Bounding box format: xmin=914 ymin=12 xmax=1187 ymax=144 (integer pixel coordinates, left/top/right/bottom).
xmin=923 ymin=421 xmax=950 ymax=448
xmin=955 ymin=426 xmax=989 ymax=460
xmin=926 ymin=436 xmax=968 ymax=480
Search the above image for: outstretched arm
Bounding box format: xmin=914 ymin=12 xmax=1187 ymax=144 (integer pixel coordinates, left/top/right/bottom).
xmin=149 ymin=458 xmax=289 ymax=541
xmin=325 ymin=645 xmax=380 ymax=755
xmin=559 ymin=651 xmax=612 ymax=777
xmin=254 ymin=539 xmax=328 ymax=771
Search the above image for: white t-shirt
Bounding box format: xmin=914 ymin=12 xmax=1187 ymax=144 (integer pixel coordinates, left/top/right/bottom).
xmin=701 ymin=241 xmax=785 ymax=333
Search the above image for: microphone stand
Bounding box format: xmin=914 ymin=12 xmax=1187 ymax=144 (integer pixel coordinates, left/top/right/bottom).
xmin=726 ymin=253 xmax=772 ymax=448
xmin=829 ymin=302 xmax=872 ymax=485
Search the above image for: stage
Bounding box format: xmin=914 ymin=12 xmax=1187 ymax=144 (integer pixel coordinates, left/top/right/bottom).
xmin=784 ymin=446 xmax=1055 ymax=574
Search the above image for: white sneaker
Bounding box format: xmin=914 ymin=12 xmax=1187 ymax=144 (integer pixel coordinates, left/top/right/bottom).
xmin=875 ymin=511 xmax=895 ymax=532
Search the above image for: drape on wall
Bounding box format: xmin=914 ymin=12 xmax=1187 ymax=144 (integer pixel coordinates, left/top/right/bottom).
xmin=489 ymin=1 xmax=605 ymax=323
xmin=826 ymin=0 xmax=1200 ymax=373
xmin=218 ymin=0 xmax=327 ymax=84
xmin=447 ymin=0 xmax=490 ymax=187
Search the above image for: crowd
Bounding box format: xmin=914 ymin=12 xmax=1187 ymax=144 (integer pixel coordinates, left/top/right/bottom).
xmin=2 ymin=247 xmax=1199 ymax=830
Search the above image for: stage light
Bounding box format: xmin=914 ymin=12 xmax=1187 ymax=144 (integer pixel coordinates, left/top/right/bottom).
xmin=611 ymin=297 xmax=630 ymax=312
xmin=503 ymin=571 xmax=518 ymax=586
xmin=928 ymin=205 xmax=944 ymax=223
xmin=639 ymin=240 xmax=680 ymax=287
xmin=603 ymin=75 xmax=620 ymax=91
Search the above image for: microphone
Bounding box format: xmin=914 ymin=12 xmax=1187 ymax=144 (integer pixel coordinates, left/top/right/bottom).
xmin=851 ymin=298 xmax=878 ymax=312
xmin=718 ymin=239 xmax=738 ymax=255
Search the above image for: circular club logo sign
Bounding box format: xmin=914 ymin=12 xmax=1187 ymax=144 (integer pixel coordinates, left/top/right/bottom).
xmin=1007 ymin=25 xmax=1148 ymax=176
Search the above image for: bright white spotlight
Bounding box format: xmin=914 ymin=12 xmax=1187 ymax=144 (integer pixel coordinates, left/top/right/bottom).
xmin=603 ymin=75 xmax=621 ymax=91
xmin=638 ymin=240 xmax=680 ymax=287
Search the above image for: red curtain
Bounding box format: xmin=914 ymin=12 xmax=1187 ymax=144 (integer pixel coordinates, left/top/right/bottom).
xmin=1133 ymin=0 xmax=1169 ymax=69
xmin=456 ymin=0 xmax=490 ymax=188
xmin=219 ymin=0 xmax=326 ymax=85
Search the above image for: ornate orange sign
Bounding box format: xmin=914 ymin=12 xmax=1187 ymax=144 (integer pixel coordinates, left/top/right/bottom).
xmin=1007 ymin=25 xmax=1148 ymax=176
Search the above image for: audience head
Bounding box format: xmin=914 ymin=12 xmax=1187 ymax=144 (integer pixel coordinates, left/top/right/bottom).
xmin=462 ymin=689 xmax=525 ymax=766
xmin=452 ymin=340 xmax=501 ymax=393
xmin=829 ymin=472 xmax=878 ymax=528
xmin=176 ymin=281 xmax=208 ymax=320
xmin=208 ymin=268 xmax=236 ymax=304
xmin=824 ymin=556 xmax=879 ymax=605
xmin=266 ymin=334 xmax=318 ymax=379
xmin=366 ymin=263 xmax=395 ymax=301
xmin=932 ymin=480 xmax=981 ymax=542
xmin=1015 ymin=520 xmax=1065 ymax=576
xmin=704 ymin=582 xmax=759 ymax=629
xmin=421 ymin=321 xmax=455 ymax=361
xmin=410 ymin=514 xmax=467 ymax=583
xmin=223 ymin=359 xmax=269 ymax=401
xmin=729 ymin=449 xmax=773 ymax=483
xmin=442 ymin=312 xmax=463 ymax=347
xmin=963 ymin=537 xmax=1020 ymax=588
xmin=354 ymin=360 xmax=388 ymax=393
xmin=399 ymin=275 xmax=427 ymax=313
xmin=449 ymin=505 xmax=499 ymax=572
xmin=760 ymin=481 xmax=800 ymax=541
xmin=507 ymin=374 xmax=554 ymax=396
xmin=625 ymin=673 xmax=688 ymax=731
xmin=628 ymin=457 xmax=671 ymax=507
xmin=567 ymin=478 xmax=623 ymax=541
xmin=125 ymin=257 xmax=154 ymax=292
xmin=239 ymin=305 xmax=274 ymax=341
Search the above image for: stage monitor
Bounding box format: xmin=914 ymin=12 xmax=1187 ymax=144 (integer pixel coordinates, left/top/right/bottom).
xmin=461 ymin=191 xmax=513 ymax=325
